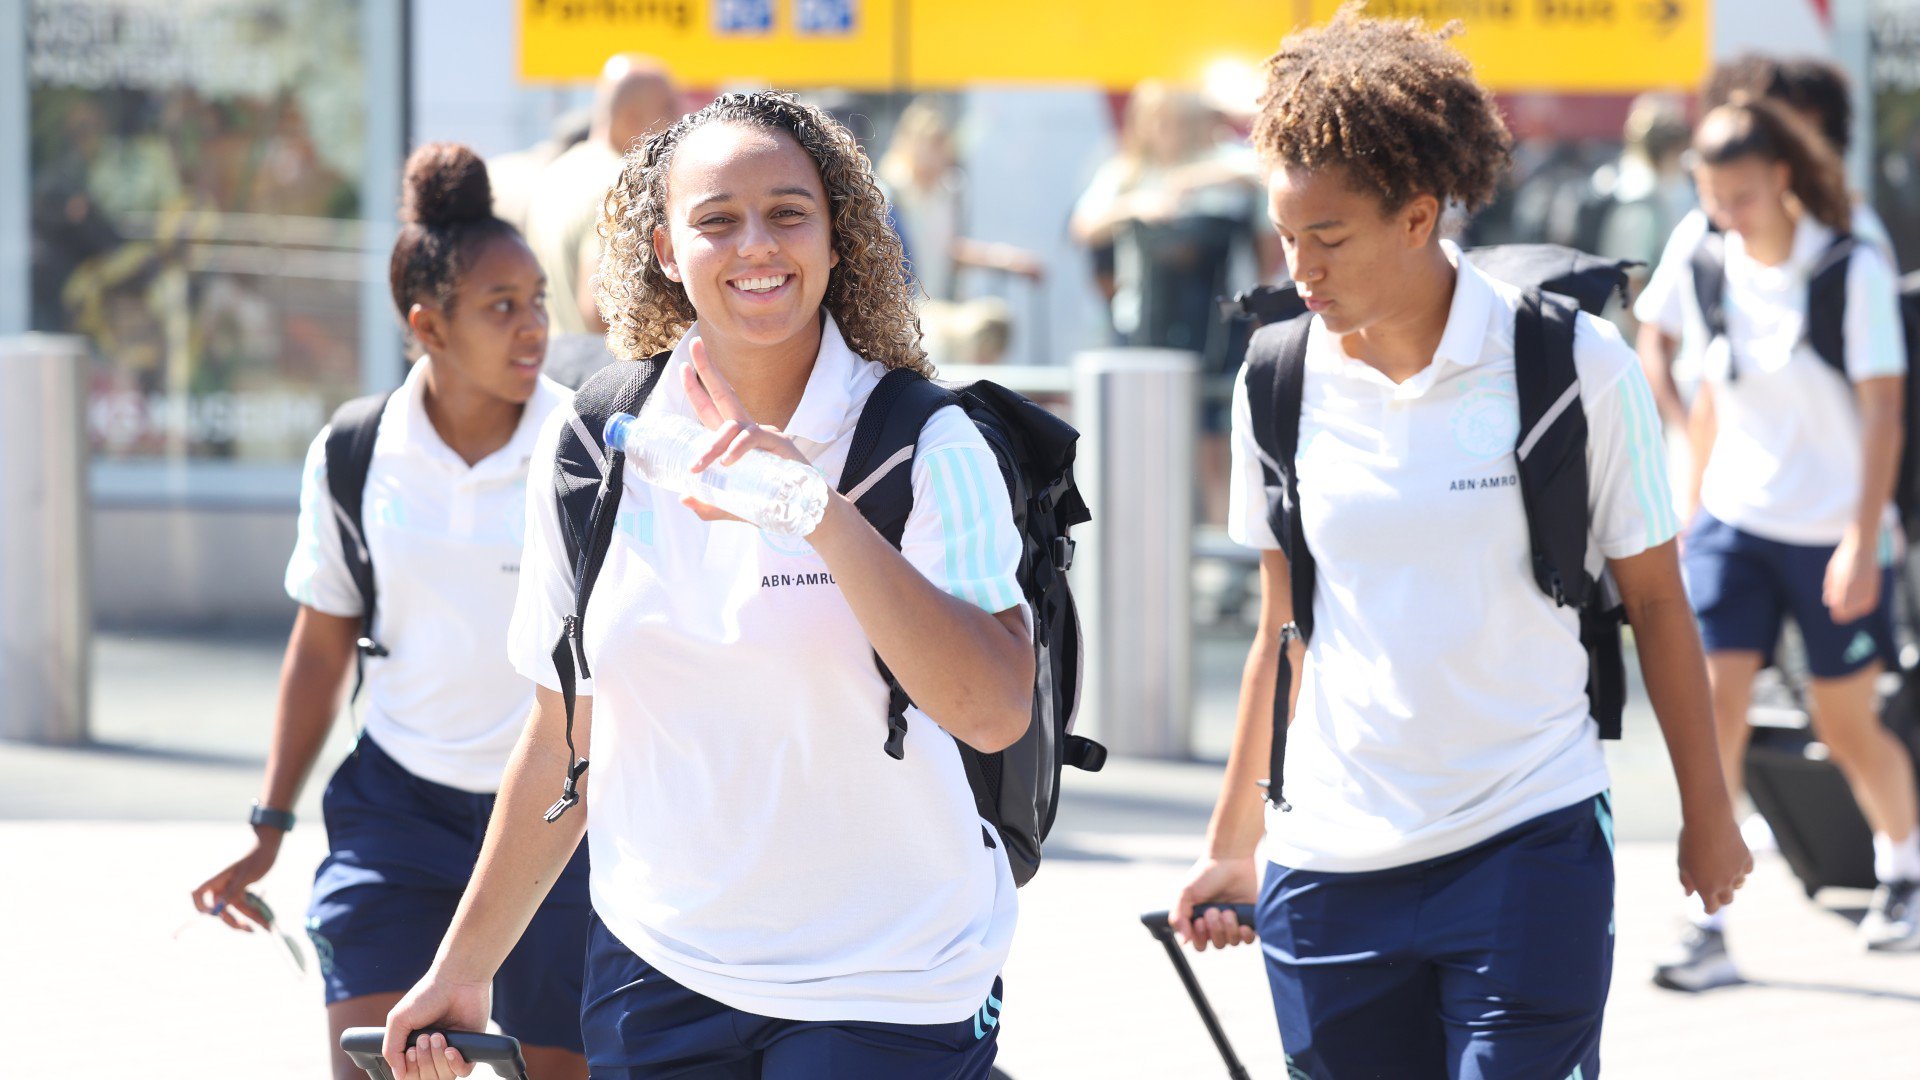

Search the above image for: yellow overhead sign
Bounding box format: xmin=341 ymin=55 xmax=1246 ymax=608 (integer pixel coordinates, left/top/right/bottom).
xmin=520 ymin=0 xmax=1708 ymax=94
xmin=1307 ymin=1 xmax=1709 ymax=94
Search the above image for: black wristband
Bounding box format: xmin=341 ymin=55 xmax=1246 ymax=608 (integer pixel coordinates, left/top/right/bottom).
xmin=249 ymin=802 xmax=296 ymax=832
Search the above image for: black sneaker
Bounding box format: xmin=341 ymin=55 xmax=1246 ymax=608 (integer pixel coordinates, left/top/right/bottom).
xmin=1862 ymin=881 xmax=1920 ymax=952
xmin=1652 ymin=926 xmax=1742 ymax=992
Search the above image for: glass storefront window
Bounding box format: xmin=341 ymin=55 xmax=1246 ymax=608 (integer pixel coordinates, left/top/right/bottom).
xmin=25 ymin=0 xmax=401 ymax=502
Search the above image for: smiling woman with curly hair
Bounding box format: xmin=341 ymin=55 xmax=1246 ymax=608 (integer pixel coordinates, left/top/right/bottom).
xmin=380 ymin=90 xmax=1034 ymax=1080
xmin=595 ymin=91 xmax=931 ymax=375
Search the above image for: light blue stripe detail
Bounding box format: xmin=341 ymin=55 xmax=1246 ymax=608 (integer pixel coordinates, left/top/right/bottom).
xmin=928 ymin=452 xmax=970 ymax=598
xmin=1619 ymin=371 xmax=1678 ymax=545
xmin=925 ymin=447 xmax=1021 ymax=612
xmin=1569 ymin=1066 xmax=1585 ymax=1080
xmin=1595 ymin=794 xmax=1615 ymax=854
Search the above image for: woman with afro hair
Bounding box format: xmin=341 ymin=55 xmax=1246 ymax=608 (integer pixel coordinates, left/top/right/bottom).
xmin=382 ymin=91 xmax=1031 ymax=1080
xmin=1168 ymin=8 xmax=1750 ymax=1077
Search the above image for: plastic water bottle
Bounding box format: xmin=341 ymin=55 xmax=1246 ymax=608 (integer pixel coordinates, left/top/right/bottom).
xmin=604 ymin=411 xmax=828 ymax=538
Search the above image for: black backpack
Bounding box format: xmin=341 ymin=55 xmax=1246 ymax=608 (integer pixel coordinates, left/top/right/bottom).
xmin=1691 ymin=230 xmax=1920 ymax=534
xmin=321 ymin=392 xmax=399 ymax=702
xmin=1232 ymin=244 xmax=1636 ymax=808
xmin=542 ymin=355 xmax=1105 ymax=886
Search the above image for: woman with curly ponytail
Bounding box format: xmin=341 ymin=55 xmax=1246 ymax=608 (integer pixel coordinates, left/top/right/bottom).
xmin=384 ymin=93 xmax=1031 ymax=1079
xmin=1167 ymin=8 xmax=1748 ymax=1076
xmin=192 ymin=143 xmax=591 ymax=1080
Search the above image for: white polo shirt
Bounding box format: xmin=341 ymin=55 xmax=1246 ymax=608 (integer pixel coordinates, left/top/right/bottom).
xmin=1229 ymin=243 xmax=1680 ymax=873
xmin=1641 ymin=203 xmax=1895 ymax=400
xmin=1635 ymin=214 xmax=1906 ymax=545
xmin=507 ymin=313 xmax=1025 ymax=1024
xmin=286 ymin=362 xmax=570 ymax=793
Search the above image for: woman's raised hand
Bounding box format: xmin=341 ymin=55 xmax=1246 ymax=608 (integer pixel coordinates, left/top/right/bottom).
xmin=678 ymin=336 xmax=813 ymax=524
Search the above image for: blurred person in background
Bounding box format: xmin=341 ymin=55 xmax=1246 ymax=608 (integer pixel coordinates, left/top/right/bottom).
xmin=1167 ymin=10 xmax=1748 ymax=1076
xmin=877 ymin=98 xmax=1043 ymax=368
xmin=188 ymin=144 xmax=588 ymax=1080
xmin=490 ymin=109 xmax=592 ymax=234
xmin=1636 ymin=99 xmax=1920 ymax=991
xmin=1590 ymin=93 xmax=1697 ymax=290
xmin=1070 ymin=80 xmax=1277 ymax=523
xmin=526 ymin=54 xmax=682 ymax=337
xmin=877 ymin=97 xmax=1044 ymax=305
xmin=1640 ymin=53 xmax=1896 ymax=429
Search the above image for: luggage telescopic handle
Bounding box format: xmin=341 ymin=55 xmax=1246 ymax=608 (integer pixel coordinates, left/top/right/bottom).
xmin=1139 ymin=905 xmax=1258 ymax=1080
xmin=1139 ymin=903 xmax=1258 ymax=940
xmin=339 ymin=1027 xmax=530 ymax=1080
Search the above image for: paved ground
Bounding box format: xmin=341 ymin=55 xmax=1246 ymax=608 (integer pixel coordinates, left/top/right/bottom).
xmin=2 ymin=629 xmax=1917 ymax=1078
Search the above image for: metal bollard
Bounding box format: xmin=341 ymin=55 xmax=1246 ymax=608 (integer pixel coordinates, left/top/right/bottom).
xmin=0 ymin=334 xmax=91 ymax=744
xmin=1071 ymin=348 xmax=1195 ymax=759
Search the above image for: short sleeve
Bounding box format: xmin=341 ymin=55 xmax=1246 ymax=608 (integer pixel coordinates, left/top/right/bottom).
xmin=1226 ymin=367 xmax=1282 ymax=550
xmin=284 ymin=429 xmax=364 ymax=617
xmin=899 ymin=406 xmax=1026 ymax=623
xmin=1577 ymin=316 xmax=1683 ymax=560
xmin=1071 ymin=160 xmax=1127 ymax=232
xmin=1844 ymin=244 xmax=1906 ymax=383
xmin=1632 ymin=210 xmax=1705 ymax=338
xmin=507 ymin=407 xmax=589 ymax=695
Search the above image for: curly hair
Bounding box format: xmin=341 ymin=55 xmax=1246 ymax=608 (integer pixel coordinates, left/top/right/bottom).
xmin=389 ymin=141 xmax=520 ymax=319
xmin=595 ymin=91 xmax=929 ymax=375
xmin=1252 ymin=3 xmax=1513 ymax=214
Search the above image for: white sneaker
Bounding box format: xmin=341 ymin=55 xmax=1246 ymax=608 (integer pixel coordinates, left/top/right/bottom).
xmin=1862 ymin=881 xmax=1920 ymax=952
xmin=1652 ymin=926 xmax=1743 ymax=992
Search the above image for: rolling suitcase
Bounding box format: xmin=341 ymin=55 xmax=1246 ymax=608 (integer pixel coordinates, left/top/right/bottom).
xmin=1744 ymin=647 xmax=1920 ymax=898
xmin=342 ymin=1027 xmax=529 ymax=1080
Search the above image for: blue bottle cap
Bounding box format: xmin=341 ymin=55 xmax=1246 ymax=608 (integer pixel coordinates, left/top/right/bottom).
xmin=604 ymin=412 xmax=636 ymax=450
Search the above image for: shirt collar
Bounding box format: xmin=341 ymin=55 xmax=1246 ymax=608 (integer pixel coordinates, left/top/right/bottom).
xmin=388 ymin=358 xmax=562 ymax=477
xmin=1430 ymin=240 xmax=1498 ymax=372
xmin=1725 ymin=214 xmax=1836 ymax=277
xmin=662 ymin=310 xmax=863 ymax=448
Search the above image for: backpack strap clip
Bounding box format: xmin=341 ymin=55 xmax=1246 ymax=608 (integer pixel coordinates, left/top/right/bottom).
xmin=355 ymin=637 xmax=389 ymax=659
xmin=883 ymin=680 xmax=912 ymax=761
xmin=1053 ymin=535 xmax=1076 ymax=572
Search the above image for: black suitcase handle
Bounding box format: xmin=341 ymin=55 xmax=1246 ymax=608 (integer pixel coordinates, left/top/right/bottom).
xmin=341 ymin=1027 xmax=529 ymax=1080
xmin=1140 ymin=904 xmax=1258 ymax=1080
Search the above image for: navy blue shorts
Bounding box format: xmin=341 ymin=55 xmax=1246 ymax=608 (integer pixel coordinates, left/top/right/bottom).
xmin=578 ymin=912 xmax=1003 ymax=1079
xmin=1257 ymin=795 xmax=1616 ymax=1080
xmin=307 ymin=736 xmax=590 ymax=1053
xmin=1684 ymin=512 xmax=1896 ymax=678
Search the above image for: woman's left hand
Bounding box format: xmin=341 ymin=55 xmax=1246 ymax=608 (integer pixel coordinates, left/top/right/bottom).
xmin=679 ymin=336 xmax=813 ymax=524
xmin=1823 ymin=530 xmax=1882 ymax=626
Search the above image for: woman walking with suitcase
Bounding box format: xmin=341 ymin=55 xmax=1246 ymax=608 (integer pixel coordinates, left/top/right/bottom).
xmin=189 ymin=143 xmax=590 ymax=1080
xmin=379 ymin=91 xmax=1033 ymax=1080
xmin=1168 ymin=9 xmax=1751 ymax=1078
xmin=1634 ymin=97 xmax=1920 ymax=989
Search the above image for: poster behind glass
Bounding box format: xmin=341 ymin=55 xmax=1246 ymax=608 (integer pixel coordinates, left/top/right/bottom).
xmin=1874 ymin=0 xmax=1920 ymax=274
xmin=29 ymin=0 xmax=368 ymax=467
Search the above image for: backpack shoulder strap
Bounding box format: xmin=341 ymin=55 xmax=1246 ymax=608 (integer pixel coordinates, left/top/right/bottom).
xmin=840 ymin=367 xmax=961 ymax=545
xmin=1690 ymin=228 xmax=1729 ymax=344
xmin=1243 ymin=315 xmax=1312 ymax=810
xmin=1243 ymin=316 xmax=1315 ymax=640
xmin=1805 ymin=233 xmax=1859 ymax=378
xmin=323 ymin=391 xmax=396 ymax=701
xmin=1513 ymin=289 xmax=1591 ymax=609
xmin=542 ymin=354 xmax=666 ymax=823
xmin=840 ymin=367 xmax=962 ymax=762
